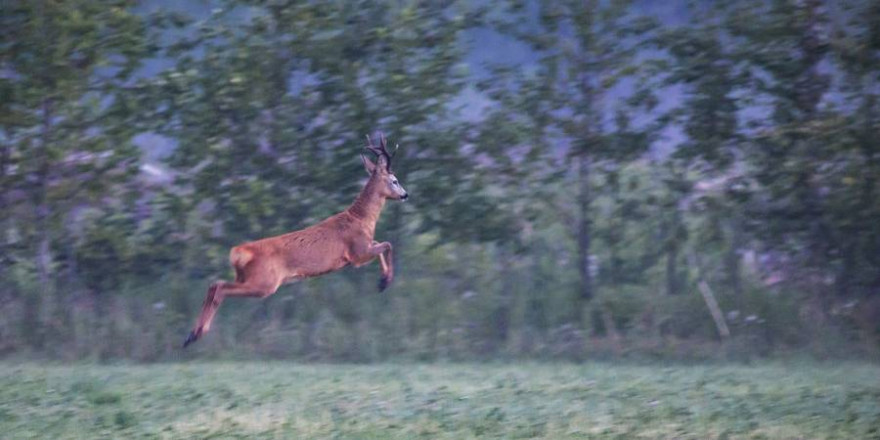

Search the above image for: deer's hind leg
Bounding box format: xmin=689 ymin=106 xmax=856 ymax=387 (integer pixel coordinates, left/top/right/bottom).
xmin=182 ymin=265 xmax=282 ymax=348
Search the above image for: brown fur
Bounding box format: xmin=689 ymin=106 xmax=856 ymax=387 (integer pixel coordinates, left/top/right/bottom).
xmin=182 ymin=146 xmax=406 ymax=348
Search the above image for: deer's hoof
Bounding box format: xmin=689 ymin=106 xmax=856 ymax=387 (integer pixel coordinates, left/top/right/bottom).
xmin=378 ymin=277 xmax=390 ymax=292
xmin=182 ymin=330 xmax=199 ymax=348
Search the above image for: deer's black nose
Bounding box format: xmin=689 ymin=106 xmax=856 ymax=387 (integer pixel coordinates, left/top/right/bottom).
xmin=401 ymin=193 xmax=409 ymax=201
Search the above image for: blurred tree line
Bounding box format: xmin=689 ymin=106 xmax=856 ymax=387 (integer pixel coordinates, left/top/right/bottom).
xmin=1 ymin=0 xmax=878 ymax=361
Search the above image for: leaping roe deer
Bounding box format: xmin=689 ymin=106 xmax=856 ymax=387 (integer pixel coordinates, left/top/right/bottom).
xmin=182 ymin=133 xmax=408 ymax=348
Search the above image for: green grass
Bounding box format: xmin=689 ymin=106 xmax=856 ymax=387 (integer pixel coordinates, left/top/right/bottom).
xmin=0 ymin=362 xmax=877 ymax=439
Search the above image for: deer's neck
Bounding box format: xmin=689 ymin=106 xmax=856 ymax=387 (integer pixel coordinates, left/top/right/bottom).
xmin=347 ymin=175 xmax=386 ymax=231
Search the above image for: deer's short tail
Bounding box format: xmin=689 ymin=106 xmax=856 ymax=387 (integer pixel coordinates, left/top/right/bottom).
xmin=229 ymin=246 xmax=255 ymax=269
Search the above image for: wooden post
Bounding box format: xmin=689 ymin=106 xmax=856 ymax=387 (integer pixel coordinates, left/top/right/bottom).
xmin=688 ymin=251 xmax=730 ymax=340
xmin=697 ymin=280 xmax=730 ymax=340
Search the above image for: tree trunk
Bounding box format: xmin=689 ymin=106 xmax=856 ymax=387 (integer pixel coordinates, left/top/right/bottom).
xmin=35 ymin=98 xmax=53 ymax=295
xmin=725 ymin=216 xmax=743 ymax=301
xmin=665 ymin=245 xmax=678 ymax=296
xmin=494 ymin=246 xmax=513 ymax=350
xmin=576 ymin=155 xmax=593 ymax=302
xmin=0 ymin=141 xmax=9 ymax=271
xmin=665 ymin=206 xmax=682 ymax=296
xmin=574 ymin=154 xmax=594 ymax=335
xmin=601 ymin=306 xmax=622 ymax=355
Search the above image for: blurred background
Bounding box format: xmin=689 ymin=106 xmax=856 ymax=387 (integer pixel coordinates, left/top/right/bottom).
xmin=1 ymin=0 xmax=878 ymax=363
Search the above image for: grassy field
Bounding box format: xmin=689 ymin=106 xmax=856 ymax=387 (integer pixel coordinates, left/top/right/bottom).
xmin=0 ymin=362 xmax=877 ymax=439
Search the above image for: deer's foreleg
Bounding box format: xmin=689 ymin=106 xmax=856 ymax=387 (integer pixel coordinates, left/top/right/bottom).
xmin=372 ymin=241 xmax=394 ymax=291
xmin=349 ymin=240 xmax=394 ymax=292
xmin=183 ymin=279 xmax=280 ymax=348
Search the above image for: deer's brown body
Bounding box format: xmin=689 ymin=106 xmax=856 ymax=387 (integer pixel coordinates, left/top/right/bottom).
xmin=183 ymin=134 xmax=407 ymax=347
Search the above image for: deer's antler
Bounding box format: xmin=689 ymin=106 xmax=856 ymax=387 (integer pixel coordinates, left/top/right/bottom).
xmin=365 ymin=132 xmax=396 ymax=172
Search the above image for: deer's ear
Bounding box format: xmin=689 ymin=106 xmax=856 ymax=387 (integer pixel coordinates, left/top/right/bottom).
xmin=361 ymin=154 xmax=377 ymax=175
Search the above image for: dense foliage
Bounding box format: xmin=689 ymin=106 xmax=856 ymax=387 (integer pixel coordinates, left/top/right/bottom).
xmin=1 ymin=0 xmax=878 ymax=361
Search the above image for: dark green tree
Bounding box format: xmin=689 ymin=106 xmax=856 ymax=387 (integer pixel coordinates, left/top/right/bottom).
xmin=657 ymin=1 xmax=744 ymax=298
xmin=728 ymin=0 xmax=835 ymax=292
xmin=831 ymin=0 xmax=880 ymax=298
xmin=0 ymin=0 xmax=150 ymax=323
xmin=487 ymin=0 xmax=655 ymax=333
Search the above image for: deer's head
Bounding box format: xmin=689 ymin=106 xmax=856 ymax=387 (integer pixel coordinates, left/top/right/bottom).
xmin=361 ymin=133 xmax=408 ymax=201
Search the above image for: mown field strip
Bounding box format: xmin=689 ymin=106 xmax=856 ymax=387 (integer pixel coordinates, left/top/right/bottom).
xmin=0 ymin=362 xmax=877 ymax=439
